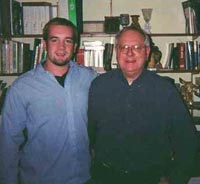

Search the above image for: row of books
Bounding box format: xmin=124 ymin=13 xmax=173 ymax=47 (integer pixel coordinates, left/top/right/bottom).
xmin=22 ymin=2 xmax=57 ymax=35
xmin=31 ymin=38 xmax=46 ymax=69
xmin=82 ymin=41 xmax=105 ymax=68
xmin=0 ymin=39 xmax=34 ymax=74
xmin=76 ymin=41 xmax=114 ymax=71
xmin=182 ymin=0 xmax=200 ymax=34
xmin=162 ymin=40 xmax=200 ymax=71
xmin=0 ymin=0 xmax=57 ymax=37
xmin=0 ymin=0 xmax=23 ymax=37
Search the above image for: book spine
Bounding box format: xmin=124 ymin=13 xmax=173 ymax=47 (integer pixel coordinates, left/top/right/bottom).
xmin=177 ymin=42 xmax=186 ymax=70
xmin=185 ymin=41 xmax=195 ymax=70
xmin=1 ymin=0 xmax=12 ymax=37
xmin=11 ymin=0 xmax=23 ymax=35
xmin=76 ymin=48 xmax=84 ymax=65
xmin=68 ymin=0 xmax=77 ymax=25
xmin=0 ymin=0 xmax=3 ymax=35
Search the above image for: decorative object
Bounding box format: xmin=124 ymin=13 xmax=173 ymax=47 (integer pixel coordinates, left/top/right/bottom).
xmin=104 ymin=16 xmax=120 ymax=33
xmin=83 ymin=21 xmax=104 ymax=33
xmin=141 ymin=8 xmax=153 ymax=33
xmin=148 ymin=48 xmax=162 ymax=69
xmin=130 ymin=15 xmax=141 ymax=29
xmin=179 ymin=78 xmax=200 ymax=105
xmin=103 ymin=43 xmax=114 ymax=71
xmin=119 ymin=14 xmax=130 ymax=28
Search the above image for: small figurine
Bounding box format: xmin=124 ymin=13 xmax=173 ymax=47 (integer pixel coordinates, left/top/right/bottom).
xmin=179 ymin=78 xmax=200 ymax=105
xmin=147 ymin=45 xmax=162 ymax=70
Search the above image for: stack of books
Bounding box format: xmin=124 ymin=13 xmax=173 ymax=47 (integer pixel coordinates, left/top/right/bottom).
xmin=162 ymin=40 xmax=200 ymax=71
xmin=83 ymin=41 xmax=105 ymax=68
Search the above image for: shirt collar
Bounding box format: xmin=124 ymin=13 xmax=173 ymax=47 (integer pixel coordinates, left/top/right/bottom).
xmin=117 ymin=68 xmax=148 ymax=87
xmin=35 ymin=60 xmax=76 ymax=74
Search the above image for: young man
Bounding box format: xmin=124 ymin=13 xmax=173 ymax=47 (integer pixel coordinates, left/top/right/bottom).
xmin=88 ymin=26 xmax=199 ymax=184
xmin=0 ymin=17 xmax=97 ymax=184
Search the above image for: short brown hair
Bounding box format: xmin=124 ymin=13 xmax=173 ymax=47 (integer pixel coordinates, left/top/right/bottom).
xmin=42 ymin=17 xmax=79 ymax=44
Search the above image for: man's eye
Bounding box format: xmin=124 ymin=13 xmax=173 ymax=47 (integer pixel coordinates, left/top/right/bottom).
xmin=65 ymin=39 xmax=73 ymax=44
xmin=134 ymin=45 xmax=142 ymax=50
xmin=122 ymin=45 xmax=129 ymax=49
xmin=50 ymin=38 xmax=58 ymax=42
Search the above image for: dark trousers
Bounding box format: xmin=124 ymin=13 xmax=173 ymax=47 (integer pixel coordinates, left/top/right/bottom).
xmin=89 ymin=161 xmax=164 ymax=184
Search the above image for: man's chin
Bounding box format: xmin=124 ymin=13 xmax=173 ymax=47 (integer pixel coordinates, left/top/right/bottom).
xmin=53 ymin=60 xmax=70 ymax=66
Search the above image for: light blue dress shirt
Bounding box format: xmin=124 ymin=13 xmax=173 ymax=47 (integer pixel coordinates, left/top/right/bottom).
xmin=0 ymin=61 xmax=98 ymax=184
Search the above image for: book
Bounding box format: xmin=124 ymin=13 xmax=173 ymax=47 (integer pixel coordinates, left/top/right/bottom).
xmin=68 ymin=0 xmax=77 ymax=26
xmin=185 ymin=41 xmax=195 ymax=70
xmin=0 ymin=0 xmax=23 ymax=37
xmin=177 ymin=42 xmax=186 ymax=70
xmin=10 ymin=0 xmax=24 ymax=35
xmin=190 ymin=0 xmax=200 ymax=33
xmin=182 ymin=0 xmax=198 ymax=34
xmin=68 ymin=0 xmax=83 ymax=33
xmin=162 ymin=43 xmax=174 ymax=69
xmin=171 ymin=46 xmax=179 ymax=70
xmin=198 ymin=41 xmax=200 ymax=69
xmin=22 ymin=2 xmax=53 ymax=34
xmin=0 ymin=0 xmax=3 ymax=35
xmin=83 ymin=41 xmax=104 ymax=67
xmin=0 ymin=40 xmax=2 ymax=74
xmin=76 ymin=48 xmax=84 ymax=65
xmin=1 ymin=0 xmax=12 ymax=37
xmin=31 ymin=38 xmax=45 ymax=69
xmin=11 ymin=40 xmax=19 ymax=73
xmin=193 ymin=40 xmax=199 ymax=69
xmin=76 ymin=0 xmax=83 ymax=34
xmin=20 ymin=43 xmax=32 ymax=73
xmin=103 ymin=43 xmax=114 ymax=71
xmin=1 ymin=40 xmax=11 ymax=74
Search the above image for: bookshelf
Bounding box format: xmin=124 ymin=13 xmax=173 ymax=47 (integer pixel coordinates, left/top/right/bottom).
xmin=1 ymin=0 xmax=200 ymax=181
xmin=0 ymin=0 xmax=199 ymax=85
xmin=0 ymin=0 xmax=58 ymax=76
xmin=80 ymin=0 xmax=200 ymax=70
xmin=0 ymin=0 xmax=58 ymax=113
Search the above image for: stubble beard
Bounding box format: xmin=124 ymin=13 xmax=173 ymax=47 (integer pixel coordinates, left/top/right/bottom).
xmin=51 ymin=57 xmax=70 ymax=67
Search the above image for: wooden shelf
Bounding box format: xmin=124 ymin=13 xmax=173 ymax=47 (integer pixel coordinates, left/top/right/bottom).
xmin=80 ymin=32 xmax=200 ymax=37
xmin=153 ymin=69 xmax=200 ymax=73
xmin=0 ymin=73 xmax=22 ymax=76
xmin=0 ymin=34 xmax=43 ymax=39
xmin=150 ymin=33 xmax=200 ymax=37
xmin=1 ymin=33 xmax=199 ymax=39
xmin=81 ymin=33 xmax=116 ymax=37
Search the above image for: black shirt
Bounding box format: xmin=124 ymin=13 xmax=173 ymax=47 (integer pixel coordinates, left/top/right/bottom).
xmin=88 ymin=69 xmax=199 ymax=184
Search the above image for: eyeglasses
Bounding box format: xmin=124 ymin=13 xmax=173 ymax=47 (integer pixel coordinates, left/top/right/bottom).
xmin=117 ymin=44 xmax=146 ymax=54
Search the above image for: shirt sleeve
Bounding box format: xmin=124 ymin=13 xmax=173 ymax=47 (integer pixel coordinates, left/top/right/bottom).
xmin=167 ymin=88 xmax=200 ymax=184
xmin=0 ymin=85 xmax=27 ymax=184
xmin=88 ymin=81 xmax=97 ymax=151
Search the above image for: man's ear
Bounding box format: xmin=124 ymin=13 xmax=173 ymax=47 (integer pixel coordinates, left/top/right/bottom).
xmin=146 ymin=46 xmax=151 ymax=60
xmin=73 ymin=43 xmax=78 ymax=53
xmin=42 ymin=40 xmax=47 ymax=51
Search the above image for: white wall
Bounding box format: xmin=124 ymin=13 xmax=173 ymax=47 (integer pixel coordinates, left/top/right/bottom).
xmin=83 ymin=0 xmax=186 ymax=33
xmin=82 ymin=0 xmax=198 ymax=65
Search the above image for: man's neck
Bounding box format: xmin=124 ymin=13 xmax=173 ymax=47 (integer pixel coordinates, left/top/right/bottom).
xmin=123 ymin=70 xmax=143 ymax=85
xmin=43 ymin=62 xmax=70 ymax=77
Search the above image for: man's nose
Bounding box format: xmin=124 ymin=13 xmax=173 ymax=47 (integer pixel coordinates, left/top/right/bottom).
xmin=59 ymin=41 xmax=66 ymax=48
xmin=127 ymin=47 xmax=135 ymax=55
